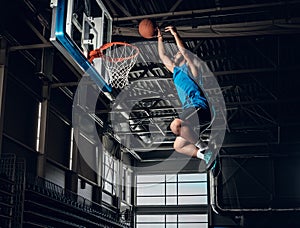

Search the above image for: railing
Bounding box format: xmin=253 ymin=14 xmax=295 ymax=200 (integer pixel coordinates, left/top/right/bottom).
xmin=0 ymin=154 xmax=16 ymax=228
xmin=0 ymin=154 xmax=131 ymax=227
xmin=25 ymin=174 xmax=130 ymax=227
xmin=0 ymin=154 xmax=26 ymax=227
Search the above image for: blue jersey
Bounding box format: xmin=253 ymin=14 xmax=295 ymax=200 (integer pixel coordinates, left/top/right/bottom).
xmin=173 ymin=63 xmax=208 ymax=110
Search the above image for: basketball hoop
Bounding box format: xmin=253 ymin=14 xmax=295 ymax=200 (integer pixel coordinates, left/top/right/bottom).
xmin=89 ymin=42 xmax=139 ymax=89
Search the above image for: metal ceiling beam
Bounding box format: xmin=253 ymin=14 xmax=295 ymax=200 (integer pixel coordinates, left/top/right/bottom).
xmin=113 ymin=1 xmax=300 ymax=21
xmin=9 ymin=43 xmax=53 ymax=52
xmin=131 ymin=65 xmax=300 ymax=79
xmin=225 ymin=98 xmax=300 ymax=106
xmin=113 ymin=18 xmax=300 ymax=38
xmin=24 ymin=18 xmax=48 ymax=44
xmin=116 ymin=128 xmax=173 ymax=134
xmin=51 ymin=81 xmax=80 ymax=88
xmin=131 ymin=141 xmax=276 ymax=152
xmin=23 ymin=0 xmax=49 ymax=28
xmin=97 ymin=105 xmax=181 ymax=114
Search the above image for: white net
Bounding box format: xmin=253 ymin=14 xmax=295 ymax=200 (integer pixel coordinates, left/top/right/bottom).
xmin=97 ymin=42 xmax=139 ymax=89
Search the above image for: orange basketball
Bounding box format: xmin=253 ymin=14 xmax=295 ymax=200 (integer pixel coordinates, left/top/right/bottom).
xmin=138 ymin=19 xmax=156 ymax=39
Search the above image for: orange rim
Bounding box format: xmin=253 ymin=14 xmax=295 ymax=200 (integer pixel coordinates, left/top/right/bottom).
xmin=88 ymin=41 xmax=139 ymax=63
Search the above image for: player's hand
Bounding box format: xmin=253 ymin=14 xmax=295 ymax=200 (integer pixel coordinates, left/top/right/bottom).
xmin=156 ymin=27 xmax=162 ymax=38
xmin=165 ymin=26 xmax=177 ymax=36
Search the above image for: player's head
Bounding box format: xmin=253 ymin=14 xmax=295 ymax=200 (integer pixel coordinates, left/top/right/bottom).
xmin=173 ymin=50 xmax=185 ymax=66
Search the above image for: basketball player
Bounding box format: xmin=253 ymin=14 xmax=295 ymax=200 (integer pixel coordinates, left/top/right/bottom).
xmin=157 ymin=26 xmax=213 ymax=166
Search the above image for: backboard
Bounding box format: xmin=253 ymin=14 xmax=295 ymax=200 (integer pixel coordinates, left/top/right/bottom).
xmin=50 ymin=0 xmax=112 ymax=92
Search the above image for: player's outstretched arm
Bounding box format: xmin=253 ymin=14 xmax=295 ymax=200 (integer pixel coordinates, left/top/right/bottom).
xmin=157 ymin=28 xmax=175 ymax=73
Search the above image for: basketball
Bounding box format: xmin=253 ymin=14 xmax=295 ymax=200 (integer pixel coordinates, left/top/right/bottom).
xmin=138 ymin=19 xmax=156 ymax=39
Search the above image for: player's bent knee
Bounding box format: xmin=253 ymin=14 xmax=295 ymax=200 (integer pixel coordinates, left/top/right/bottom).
xmin=173 ymin=137 xmax=187 ymax=152
xmin=173 ymin=139 xmax=182 ymax=152
xmin=170 ymin=118 xmax=182 ymax=135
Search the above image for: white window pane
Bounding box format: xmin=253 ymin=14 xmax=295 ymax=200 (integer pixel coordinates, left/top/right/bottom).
xmin=105 ymin=167 xmax=113 ymax=182
xmin=166 ymin=214 xmax=177 ymax=222
xmin=105 ymin=154 xmax=112 ymax=164
xmin=199 ymin=184 xmax=207 ymax=194
xmin=107 ymin=176 xmax=113 ymax=184
xmin=179 ymin=223 xmax=207 ymax=228
xmin=137 ymin=225 xmax=165 ymax=228
xmin=104 ymin=181 xmax=112 ymax=192
xmin=166 ymin=174 xmax=177 ymax=182
xmin=137 ymin=183 xmax=165 ymax=196
xmin=114 ymin=159 xmax=119 ymax=168
xmin=137 ymin=197 xmax=165 ymax=205
xmin=137 ymin=175 xmax=165 ymax=183
xmin=113 ymin=186 xmax=117 ymax=195
xmin=126 ymin=195 xmax=131 ymax=203
xmin=178 ymin=214 xmax=208 ymax=222
xmin=178 ymin=196 xmax=207 ymax=205
xmin=127 ymin=176 xmax=131 ymax=185
xmin=126 ymin=171 xmax=132 ymax=180
xmin=166 ymin=183 xmax=177 ymax=195
xmin=102 ymin=191 xmax=113 ymax=204
xmin=113 ymin=172 xmax=118 ymax=185
xmin=178 ymin=182 xmax=207 ymax=195
xmin=166 ymin=224 xmax=177 ymax=228
xmin=106 ymin=173 xmax=112 ymax=183
xmin=166 ymin=196 xmax=177 ymax=205
xmin=136 ymin=214 xmax=165 ymax=223
xmin=126 ymin=185 xmax=131 ymax=203
xmin=178 ymin=173 xmax=206 ymax=182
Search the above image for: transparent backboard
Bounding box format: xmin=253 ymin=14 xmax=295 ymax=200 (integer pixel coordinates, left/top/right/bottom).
xmin=50 ymin=0 xmax=112 ymax=92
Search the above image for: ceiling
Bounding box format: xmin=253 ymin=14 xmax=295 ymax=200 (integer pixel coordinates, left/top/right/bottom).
xmin=1 ymin=0 xmax=300 ymax=165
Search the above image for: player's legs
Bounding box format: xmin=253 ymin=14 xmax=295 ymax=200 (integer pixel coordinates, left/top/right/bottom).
xmin=170 ymin=118 xmax=207 ymax=159
xmin=171 ymin=119 xmax=215 ymax=168
xmin=170 ymin=108 xmax=211 ymax=146
xmin=170 ymin=118 xmax=198 ymax=145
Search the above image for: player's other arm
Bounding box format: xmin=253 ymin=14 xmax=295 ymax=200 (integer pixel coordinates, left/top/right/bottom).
xmin=165 ymin=26 xmax=198 ymax=78
xmin=157 ymin=28 xmax=175 ymax=73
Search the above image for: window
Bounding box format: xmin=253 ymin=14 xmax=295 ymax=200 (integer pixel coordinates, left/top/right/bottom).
xmin=122 ymin=166 xmax=133 ymax=205
xmin=36 ymin=102 xmax=42 ymax=151
xmin=102 ymin=151 xmax=119 ymax=195
xmin=69 ymin=127 xmax=74 ymax=170
xmin=136 ymin=173 xmax=208 ymax=227
xmin=136 ymin=173 xmax=207 ymax=206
